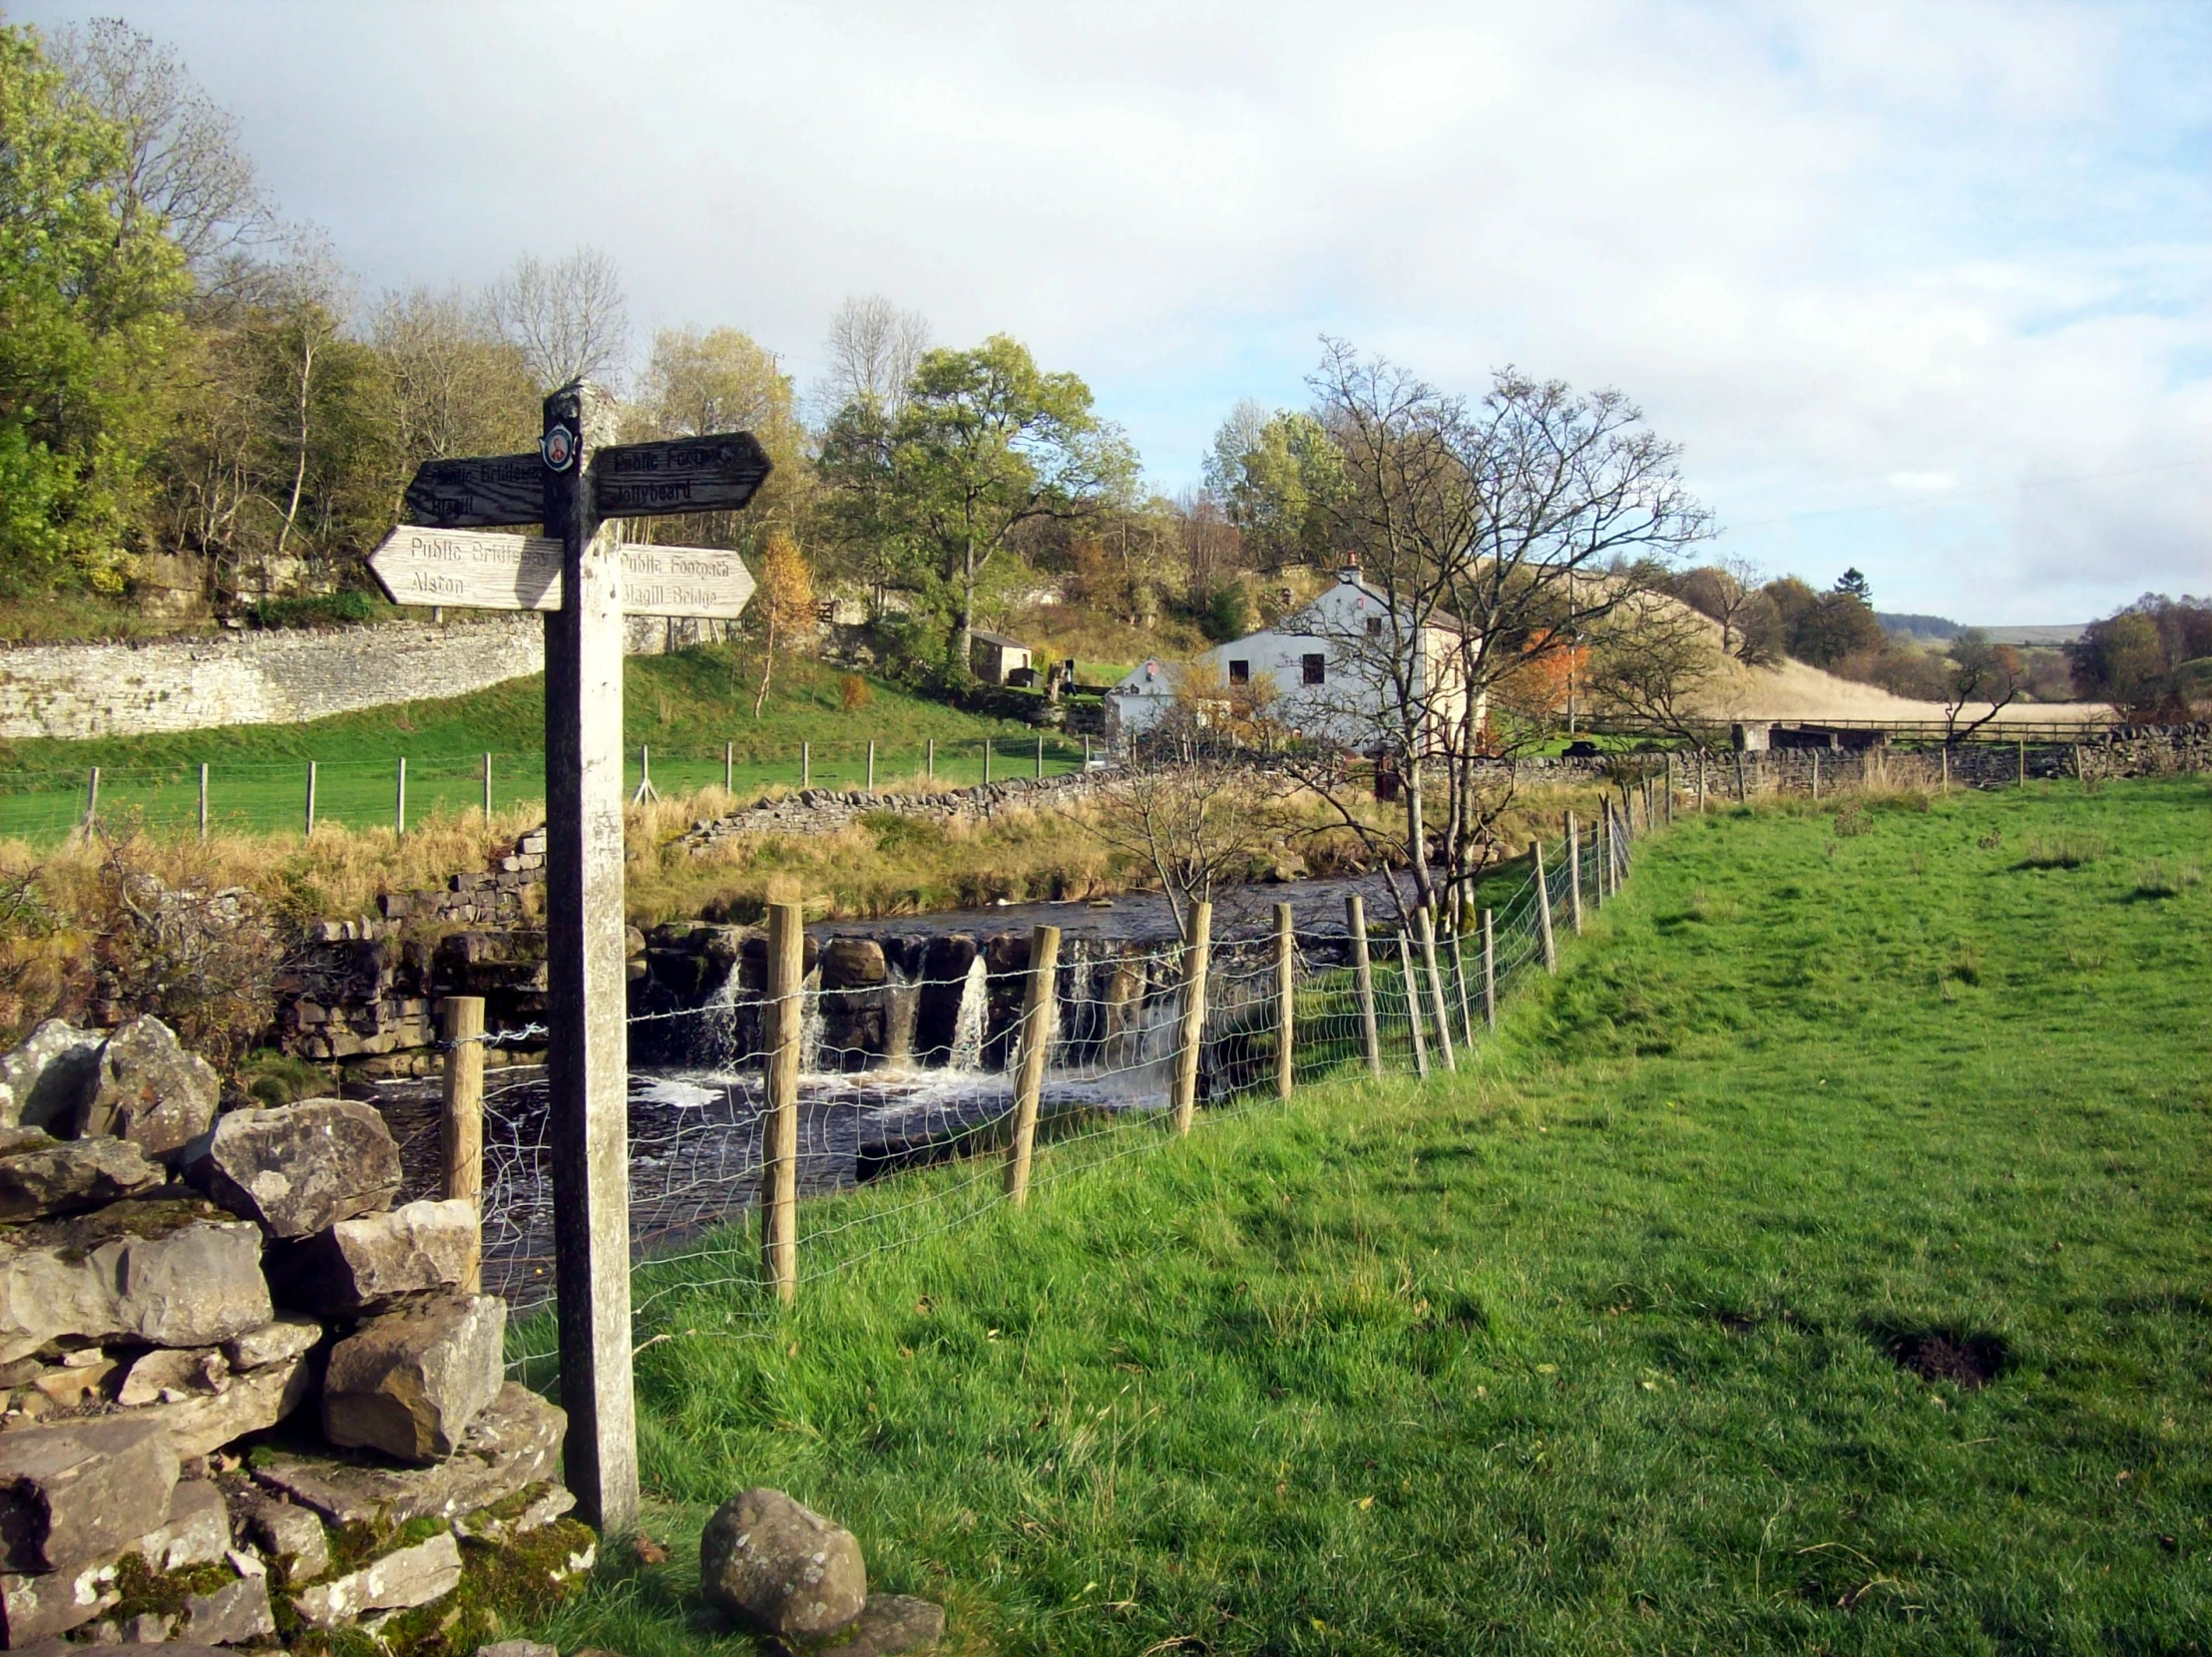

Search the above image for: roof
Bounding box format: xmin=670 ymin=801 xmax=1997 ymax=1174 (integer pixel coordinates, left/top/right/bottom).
xmin=1279 ymin=573 xmax=1471 ymax=638
xmin=970 ymin=630 xmax=1030 ymax=650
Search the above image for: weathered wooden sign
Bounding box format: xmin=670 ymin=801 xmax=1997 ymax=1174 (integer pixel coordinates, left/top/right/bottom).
xmin=370 ymin=402 xmax=775 ymax=1539
xmin=402 ymin=433 xmax=772 ymax=530
xmin=368 ymin=527 xmax=756 ymax=618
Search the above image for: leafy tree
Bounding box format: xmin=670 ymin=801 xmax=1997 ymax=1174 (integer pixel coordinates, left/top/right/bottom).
xmin=1943 ymin=628 xmax=2024 ymax=738
xmin=1204 ymin=403 xmax=1344 ymax=569
xmin=0 ymin=25 xmax=186 ymax=597
xmin=829 ymin=334 xmax=1135 ymax=675
xmin=1764 ymin=575 xmax=1881 ymax=668
xmin=2066 ymin=596 xmax=2212 ymax=718
xmin=628 ymin=324 xmax=807 ymax=563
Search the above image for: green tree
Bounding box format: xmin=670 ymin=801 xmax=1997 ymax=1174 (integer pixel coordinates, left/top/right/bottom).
xmin=0 ymin=25 xmax=186 ymax=597
xmin=1204 ymin=404 xmax=1344 ymax=569
xmin=833 ymin=334 xmax=1134 ymax=675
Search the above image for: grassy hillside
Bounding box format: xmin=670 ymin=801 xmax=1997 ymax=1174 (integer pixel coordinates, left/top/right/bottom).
xmin=0 ymin=651 xmax=1082 ymax=843
xmin=523 ymin=778 xmax=2210 ymax=1654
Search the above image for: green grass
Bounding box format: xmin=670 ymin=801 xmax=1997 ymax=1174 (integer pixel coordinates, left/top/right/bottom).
xmin=514 ymin=778 xmax=2212 ymax=1654
xmin=0 ymin=651 xmax=1087 ymax=844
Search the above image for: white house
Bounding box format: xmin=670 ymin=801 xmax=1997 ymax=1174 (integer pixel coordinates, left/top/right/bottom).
xmin=1106 ymin=564 xmax=1474 ymax=751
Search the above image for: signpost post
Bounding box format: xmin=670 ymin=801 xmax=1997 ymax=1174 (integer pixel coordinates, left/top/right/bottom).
xmin=373 ymin=388 xmax=768 ymax=1535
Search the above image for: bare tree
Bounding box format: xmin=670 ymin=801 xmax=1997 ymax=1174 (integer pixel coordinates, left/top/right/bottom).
xmin=1675 ymin=555 xmax=1767 ymax=660
xmin=1082 ymin=764 xmax=1286 ymax=944
xmin=487 ymin=246 xmax=631 ymax=390
xmin=815 ymin=294 xmax=930 ymax=418
xmin=51 ymin=17 xmax=275 ymax=282
xmin=1283 ymin=341 xmax=1712 ymax=926
xmin=1582 ymin=590 xmax=1727 ymax=746
xmin=1943 ymin=628 xmax=2025 ymax=741
xmin=370 ymin=285 xmax=535 ymax=463
xmin=253 ymin=234 xmax=355 ymax=571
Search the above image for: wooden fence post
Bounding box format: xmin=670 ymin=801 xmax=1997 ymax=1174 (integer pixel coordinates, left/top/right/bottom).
xmin=1452 ymin=932 xmax=1476 ymax=1047
xmin=1734 ymin=748 xmax=1747 ymax=804
xmin=440 ymin=996 xmax=485 ymax=1295
xmin=1592 ymin=810 xmax=1607 ymax=906
xmin=198 ymin=763 xmax=209 ymax=842
xmin=396 ymin=757 xmax=407 ymax=836
xmin=762 ymin=901 xmax=804 ymax=1301
xmin=1696 ymin=748 xmax=1706 ymax=813
xmin=1533 ymin=841 xmax=1557 ymax=973
xmin=80 ymin=767 xmax=99 ymax=835
xmin=1566 ymin=811 xmax=1584 ymax=935
xmin=1346 ymin=893 xmax=1382 ymax=1078
xmin=1811 ymin=749 xmax=1821 ymax=801
xmin=724 ymin=742 xmax=733 ymax=793
xmin=2017 ymin=738 xmax=2026 ymax=787
xmin=1003 ymin=924 xmax=1062 ymax=1205
xmin=304 ymin=761 xmax=316 ymax=838
xmin=1035 ymin=733 xmax=1045 ymax=779
xmin=926 ymin=737 xmax=935 ymax=781
xmin=801 ymin=740 xmax=810 ymax=788
xmin=1416 ymin=908 xmax=1456 ymax=1072
xmin=1170 ymin=901 xmax=1212 ymax=1134
xmin=483 ymin=752 xmax=494 ymax=821
xmin=1942 ymin=743 xmax=1951 ymax=793
xmin=1274 ymin=903 xmax=1296 ymax=1099
xmin=1481 ymin=908 xmax=1498 ymax=1030
xmin=984 ymin=737 xmax=993 ymax=785
xmin=1396 ymin=931 xmax=1430 ymax=1078
xmin=866 ymin=740 xmax=876 ymax=793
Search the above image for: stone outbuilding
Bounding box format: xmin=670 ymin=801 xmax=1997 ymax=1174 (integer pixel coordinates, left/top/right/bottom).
xmin=969 ymin=630 xmax=1033 ymax=685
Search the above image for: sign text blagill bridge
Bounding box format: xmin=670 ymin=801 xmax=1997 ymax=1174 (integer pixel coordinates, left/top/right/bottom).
xmin=378 ymin=390 xmax=770 ymax=1531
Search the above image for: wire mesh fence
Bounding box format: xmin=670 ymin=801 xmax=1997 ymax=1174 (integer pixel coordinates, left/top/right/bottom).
xmin=391 ymin=797 xmax=1656 ymax=1382
xmin=0 ymin=733 xmax=1098 ymax=846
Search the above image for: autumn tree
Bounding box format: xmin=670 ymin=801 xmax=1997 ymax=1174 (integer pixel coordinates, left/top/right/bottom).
xmin=1943 ymin=628 xmax=2025 ymax=738
xmin=749 ymin=532 xmax=815 ymax=716
xmin=627 ymin=324 xmax=807 ymax=566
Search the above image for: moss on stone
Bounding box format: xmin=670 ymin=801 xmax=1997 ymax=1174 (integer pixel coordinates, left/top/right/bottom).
xmin=105 ymin=1550 xmax=241 ymax=1624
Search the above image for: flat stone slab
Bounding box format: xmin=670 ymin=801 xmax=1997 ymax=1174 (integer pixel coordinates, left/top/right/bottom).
xmin=0 ymin=1130 xmax=163 ymax=1222
xmin=115 ymin=1349 xmax=313 ymax=1459
xmin=290 ymin=1530 xmax=461 ymax=1628
xmin=0 ymin=1198 xmax=270 ymax=1366
xmin=252 ymin=1382 xmax=564 ymax=1525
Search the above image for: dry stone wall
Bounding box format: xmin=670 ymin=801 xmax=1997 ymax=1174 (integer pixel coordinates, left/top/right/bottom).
xmin=0 ymin=617 xmax=548 ymax=740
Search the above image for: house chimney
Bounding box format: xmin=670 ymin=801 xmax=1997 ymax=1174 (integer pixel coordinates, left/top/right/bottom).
xmin=1338 ymin=548 xmax=1362 ymax=582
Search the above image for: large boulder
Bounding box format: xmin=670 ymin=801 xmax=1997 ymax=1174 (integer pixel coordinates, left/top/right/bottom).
xmin=0 ymin=1130 xmax=163 ymax=1221
xmin=289 ymin=1531 xmax=461 ymax=1629
xmin=74 ymin=1017 xmax=219 ymax=1159
xmin=0 ymin=1024 xmax=103 ymax=1136
xmin=265 ymin=1198 xmax=479 ymax=1314
xmin=699 ymin=1488 xmax=867 ymax=1642
xmin=0 ymin=1199 xmax=270 ymax=1366
xmin=253 ymin=1382 xmax=562 ymax=1525
xmin=0 ymin=1417 xmax=178 ymax=1574
xmin=321 ymin=1292 xmax=505 ymax=1462
xmin=183 ymin=1099 xmax=401 ymax=1239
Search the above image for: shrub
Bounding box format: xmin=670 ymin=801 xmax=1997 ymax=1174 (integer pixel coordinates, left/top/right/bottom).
xmin=839 ymin=673 xmax=871 ymax=713
xmin=1832 ymin=802 xmax=1870 ymax=838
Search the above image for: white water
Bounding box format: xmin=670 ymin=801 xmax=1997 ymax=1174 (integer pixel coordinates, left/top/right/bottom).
xmin=947 ymin=956 xmax=990 ymax=1071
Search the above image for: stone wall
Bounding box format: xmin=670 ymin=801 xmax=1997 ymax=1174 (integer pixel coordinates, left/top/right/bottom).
xmin=0 ymin=617 xmax=551 ymax=740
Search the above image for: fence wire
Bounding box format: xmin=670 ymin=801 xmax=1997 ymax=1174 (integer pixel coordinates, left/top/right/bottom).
xmin=419 ymin=806 xmax=1663 ymax=1384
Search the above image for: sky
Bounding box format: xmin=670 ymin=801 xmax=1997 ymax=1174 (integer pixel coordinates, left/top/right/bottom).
xmin=14 ymin=0 xmax=2210 ymax=623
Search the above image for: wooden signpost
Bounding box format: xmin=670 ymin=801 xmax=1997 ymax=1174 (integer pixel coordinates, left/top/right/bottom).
xmin=382 ymin=387 xmax=768 ymax=1534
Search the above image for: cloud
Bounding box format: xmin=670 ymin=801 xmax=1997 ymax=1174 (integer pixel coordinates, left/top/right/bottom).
xmin=14 ymin=0 xmax=2209 ymax=621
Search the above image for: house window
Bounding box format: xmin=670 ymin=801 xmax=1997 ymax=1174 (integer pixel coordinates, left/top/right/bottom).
xmin=1227 ymin=659 xmax=1250 ymax=685
xmin=1302 ymin=653 xmax=1326 ymax=685
xmin=1366 ymin=617 xmax=1382 ymax=637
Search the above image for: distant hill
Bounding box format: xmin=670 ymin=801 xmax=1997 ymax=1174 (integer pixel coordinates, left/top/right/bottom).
xmin=1876 ymin=614 xmax=2085 ymax=647
xmin=1876 ymin=612 xmax=1962 ymax=641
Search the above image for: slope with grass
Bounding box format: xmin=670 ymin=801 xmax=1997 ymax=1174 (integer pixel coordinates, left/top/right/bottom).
xmin=523 ymin=778 xmax=2210 ymax=1655
xmin=0 ymin=653 xmax=1074 ymax=844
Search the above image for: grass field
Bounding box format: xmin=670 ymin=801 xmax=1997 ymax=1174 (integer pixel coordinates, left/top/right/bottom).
xmin=514 ymin=777 xmax=2210 ymax=1655
xmin=0 ymin=652 xmax=1084 ymax=844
